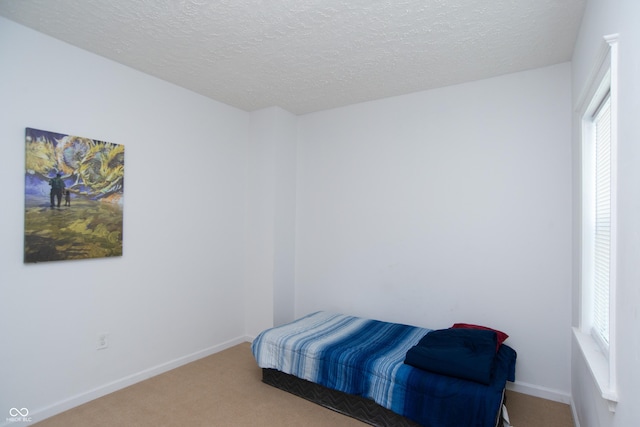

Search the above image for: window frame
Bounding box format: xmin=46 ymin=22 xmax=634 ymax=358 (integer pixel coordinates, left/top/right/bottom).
xmin=573 ymin=33 xmax=619 ymax=412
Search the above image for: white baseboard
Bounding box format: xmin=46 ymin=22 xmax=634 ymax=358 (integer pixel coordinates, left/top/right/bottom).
xmin=4 ymin=336 xmax=252 ymax=427
xmin=507 ymin=380 xmax=572 ymax=404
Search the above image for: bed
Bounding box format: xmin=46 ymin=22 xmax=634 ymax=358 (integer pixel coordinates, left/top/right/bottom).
xmin=251 ymin=311 xmax=517 ymax=427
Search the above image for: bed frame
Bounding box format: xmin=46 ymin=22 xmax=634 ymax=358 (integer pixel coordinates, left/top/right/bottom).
xmin=262 ymin=368 xmax=506 ymax=427
xmin=262 ymin=368 xmax=421 ymax=426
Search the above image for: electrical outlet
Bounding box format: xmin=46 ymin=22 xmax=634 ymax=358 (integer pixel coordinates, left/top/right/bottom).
xmin=97 ymin=333 xmax=109 ymax=350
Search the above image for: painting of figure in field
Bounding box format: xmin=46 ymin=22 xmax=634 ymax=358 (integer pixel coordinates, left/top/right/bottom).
xmin=24 ymin=127 xmax=124 ymax=263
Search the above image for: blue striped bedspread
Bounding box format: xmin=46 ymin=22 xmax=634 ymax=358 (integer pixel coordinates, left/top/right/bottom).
xmin=252 ymin=311 xmax=516 ymax=427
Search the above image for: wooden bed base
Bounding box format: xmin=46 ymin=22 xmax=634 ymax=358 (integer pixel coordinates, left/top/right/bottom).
xmin=262 ymin=368 xmax=505 ymax=427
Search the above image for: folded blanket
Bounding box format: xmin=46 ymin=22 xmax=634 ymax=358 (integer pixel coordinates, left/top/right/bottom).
xmin=404 ymin=328 xmax=497 ymax=384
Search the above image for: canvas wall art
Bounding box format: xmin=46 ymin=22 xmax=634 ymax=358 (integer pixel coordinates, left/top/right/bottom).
xmin=24 ymin=127 xmax=124 ymax=263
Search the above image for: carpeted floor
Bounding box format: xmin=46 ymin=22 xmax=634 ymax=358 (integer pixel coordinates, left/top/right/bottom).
xmin=33 ymin=342 xmax=574 ymax=427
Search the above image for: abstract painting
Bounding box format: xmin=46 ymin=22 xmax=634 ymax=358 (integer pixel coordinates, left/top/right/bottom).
xmin=24 ymin=128 xmax=124 ymax=263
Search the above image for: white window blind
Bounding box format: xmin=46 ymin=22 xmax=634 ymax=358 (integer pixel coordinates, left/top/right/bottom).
xmin=592 ymin=93 xmax=611 ymax=349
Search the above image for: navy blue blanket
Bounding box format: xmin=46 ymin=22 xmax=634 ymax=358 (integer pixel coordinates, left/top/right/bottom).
xmin=399 ymin=341 xmax=517 ymax=426
xmin=404 ymin=328 xmax=498 ymax=384
xmin=252 ymin=312 xmax=517 ymax=427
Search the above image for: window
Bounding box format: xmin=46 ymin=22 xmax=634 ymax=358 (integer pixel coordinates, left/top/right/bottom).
xmin=587 ymin=89 xmax=612 ymax=352
xmin=574 ymin=33 xmax=618 ymax=410
xmin=591 ymin=93 xmax=612 ymax=349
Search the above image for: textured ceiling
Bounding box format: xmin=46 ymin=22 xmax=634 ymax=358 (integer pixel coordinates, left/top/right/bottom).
xmin=0 ymin=0 xmax=586 ymax=114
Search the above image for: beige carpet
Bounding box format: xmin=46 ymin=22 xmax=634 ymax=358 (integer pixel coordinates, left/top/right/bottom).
xmin=34 ymin=342 xmax=574 ymax=427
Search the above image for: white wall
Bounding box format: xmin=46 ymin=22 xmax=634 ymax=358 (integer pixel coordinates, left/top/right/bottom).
xmin=571 ymin=1 xmax=640 ymax=426
xmin=244 ymin=106 xmax=297 ymax=337
xmin=295 ymin=63 xmax=573 ymax=400
xmin=0 ymin=17 xmax=249 ymax=425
